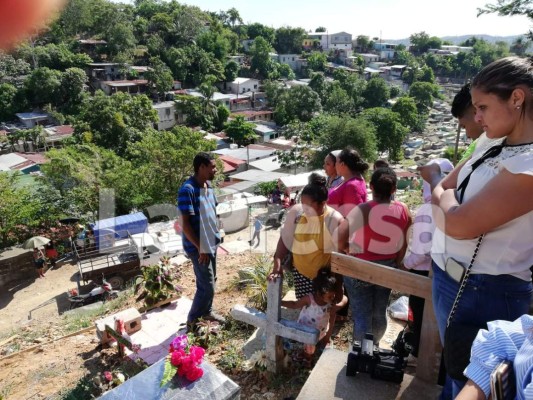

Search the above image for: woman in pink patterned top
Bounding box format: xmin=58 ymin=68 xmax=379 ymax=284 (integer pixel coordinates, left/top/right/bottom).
xmin=327 ymin=148 xmax=369 ymax=217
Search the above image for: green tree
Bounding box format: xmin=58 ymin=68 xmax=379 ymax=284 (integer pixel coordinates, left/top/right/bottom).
xmin=0 ymin=83 xmax=19 ymax=121
xmin=274 ymin=85 xmax=322 ymax=125
xmin=196 ymin=24 xmax=231 ymax=61
xmin=250 ymin=37 xmax=275 ymax=78
xmin=41 ymin=144 xmax=137 ymax=217
xmin=226 ymin=7 xmax=243 ymax=28
xmin=307 ymin=51 xmax=328 ymax=72
xmin=409 ymin=31 xmax=433 ymax=54
xmin=274 ymin=26 xmax=306 ymax=54
xmin=355 ymin=35 xmax=371 ymax=52
xmin=263 ymin=80 xmax=285 ymax=107
xmin=418 ymin=65 xmax=435 ymax=83
xmin=224 ymin=60 xmax=239 ymax=83
xmin=309 ymin=72 xmax=328 ymax=102
xmin=323 ymin=83 xmax=355 ymax=116
xmin=361 ymin=108 xmax=408 ymax=161
xmin=247 ymin=23 xmax=276 ymax=45
xmin=409 ymin=81 xmax=441 ymax=111
xmin=391 ymin=96 xmax=423 ymax=132
xmin=214 ymin=104 xmax=230 ymax=132
xmin=0 ymin=53 xmax=30 ymax=83
xmin=277 ymin=63 xmax=296 ymax=80
xmin=126 ymin=127 xmax=216 ymax=207
xmin=315 ymin=27 xmax=327 ymax=33
xmin=60 ymin=68 xmax=88 ymax=114
xmin=225 ymin=115 xmax=257 ymax=146
xmin=24 ymin=67 xmax=62 ymax=107
xmin=362 ymin=77 xmax=390 ymax=108
xmin=146 ymin=57 xmax=174 ymax=101
xmin=510 ymin=36 xmax=530 ymax=55
xmin=75 ymin=91 xmax=158 ymax=155
xmin=312 ymin=114 xmax=378 ymax=166
xmin=0 ymin=172 xmax=41 ymax=248
xmin=394 ymin=49 xmax=417 ymax=66
xmin=106 ymin=21 xmax=137 ymax=57
xmin=478 ymin=0 xmax=533 ymax=39
xmin=390 ymin=86 xmax=401 ymax=98
xmin=166 ymin=45 xmax=224 ymax=86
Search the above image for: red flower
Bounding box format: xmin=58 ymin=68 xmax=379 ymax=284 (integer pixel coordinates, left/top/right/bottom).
xmin=104 ymin=371 xmax=113 ymax=382
xmin=189 ymin=346 xmax=205 ymax=364
xmin=170 ymin=349 xmax=185 ymax=367
xmin=185 ymin=366 xmax=204 ymax=381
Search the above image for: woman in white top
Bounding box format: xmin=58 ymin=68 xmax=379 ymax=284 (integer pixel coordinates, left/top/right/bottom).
xmin=422 ymin=57 xmax=533 ymax=398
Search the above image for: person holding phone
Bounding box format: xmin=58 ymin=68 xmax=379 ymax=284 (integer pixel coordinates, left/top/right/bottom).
xmin=456 ymin=314 xmax=533 ymax=400
xmin=422 ymin=57 xmax=533 ymax=397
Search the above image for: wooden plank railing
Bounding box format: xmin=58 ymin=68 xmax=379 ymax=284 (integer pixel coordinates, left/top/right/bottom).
xmin=331 ymin=252 xmax=441 ymax=384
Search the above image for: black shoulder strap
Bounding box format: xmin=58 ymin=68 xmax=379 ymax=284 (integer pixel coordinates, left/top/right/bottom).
xmin=456 ymin=142 xmax=505 ymax=203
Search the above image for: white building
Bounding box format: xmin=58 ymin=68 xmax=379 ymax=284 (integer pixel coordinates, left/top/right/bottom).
xmin=253 ymin=123 xmax=279 ymax=143
xmin=373 ymin=43 xmax=397 ymax=60
xmin=329 ymin=32 xmax=353 ymax=50
xmin=278 ymin=54 xmax=300 ymax=70
xmin=228 ymin=77 xmax=260 ymax=95
xmin=152 ymin=101 xmax=177 ymax=131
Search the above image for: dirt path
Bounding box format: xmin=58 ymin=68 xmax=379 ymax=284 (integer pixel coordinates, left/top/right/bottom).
xmin=0 ymin=263 xmax=80 ymax=336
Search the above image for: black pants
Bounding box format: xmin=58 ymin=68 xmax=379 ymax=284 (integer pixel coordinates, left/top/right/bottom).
xmin=407 ymin=269 xmax=429 ymax=357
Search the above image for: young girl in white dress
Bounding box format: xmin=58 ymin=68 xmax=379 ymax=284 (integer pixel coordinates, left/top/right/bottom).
xmin=282 ymin=267 xmax=348 ymax=367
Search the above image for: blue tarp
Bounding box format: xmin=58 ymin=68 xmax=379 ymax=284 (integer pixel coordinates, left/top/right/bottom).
xmin=93 ymin=212 xmax=148 ymax=248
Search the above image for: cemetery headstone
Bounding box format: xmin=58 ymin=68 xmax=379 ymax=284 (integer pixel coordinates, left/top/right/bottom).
xmin=98 ymin=357 xmax=240 ymax=400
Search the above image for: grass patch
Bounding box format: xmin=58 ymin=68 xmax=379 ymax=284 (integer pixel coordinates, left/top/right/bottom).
xmin=0 ymin=382 xmax=15 ymax=400
xmin=61 ymin=288 xmax=135 ymax=334
xmin=60 ymin=376 xmax=96 ymax=400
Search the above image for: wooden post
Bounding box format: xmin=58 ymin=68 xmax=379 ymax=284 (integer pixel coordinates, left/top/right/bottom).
xmin=331 ymin=252 xmax=441 ymax=384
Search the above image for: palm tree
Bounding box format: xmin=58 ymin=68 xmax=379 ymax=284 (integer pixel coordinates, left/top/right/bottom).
xmin=227 ymin=8 xmax=243 ymax=28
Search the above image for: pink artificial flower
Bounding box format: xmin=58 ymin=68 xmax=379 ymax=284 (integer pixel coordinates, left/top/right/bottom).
xmin=170 ymin=349 xmax=186 ymax=367
xmin=170 ymin=335 xmax=188 ymax=352
xmin=185 ymin=366 xmax=204 ymax=382
xmin=189 ymin=346 xmax=205 ymax=364
xmin=104 ymin=371 xmax=113 ymax=382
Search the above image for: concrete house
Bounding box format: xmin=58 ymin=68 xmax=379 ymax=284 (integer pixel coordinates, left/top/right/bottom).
xmin=152 ymin=101 xmax=177 ymax=131
xmin=329 ymin=32 xmax=353 ymax=50
xmin=304 ymin=33 xmax=329 ymax=50
xmin=228 ymin=78 xmax=260 ymax=95
xmin=373 ymin=43 xmax=397 ymax=60
xmin=99 ymin=80 xmax=149 ymax=96
xmin=278 ymin=54 xmax=300 ymax=70
xmin=390 ymin=65 xmax=407 ymax=78
xmin=253 ymin=123 xmax=279 ymax=143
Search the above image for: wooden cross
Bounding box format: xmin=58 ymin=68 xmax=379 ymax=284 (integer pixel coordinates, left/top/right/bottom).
xmin=105 ymin=319 xmax=134 ymax=357
xmin=331 ymin=252 xmax=441 ymax=384
xmin=231 ymin=278 xmax=319 ymax=373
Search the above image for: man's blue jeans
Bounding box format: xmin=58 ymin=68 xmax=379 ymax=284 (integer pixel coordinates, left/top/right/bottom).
xmin=187 ymin=252 xmax=217 ymax=323
xmin=345 ymin=259 xmax=396 ymax=344
xmin=432 ymin=261 xmax=532 ymax=398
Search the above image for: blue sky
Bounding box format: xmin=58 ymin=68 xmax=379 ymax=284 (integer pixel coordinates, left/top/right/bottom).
xmin=176 ymin=0 xmax=530 ymax=39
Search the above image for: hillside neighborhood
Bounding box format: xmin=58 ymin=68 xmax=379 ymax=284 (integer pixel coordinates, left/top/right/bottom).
xmin=0 ymin=0 xmax=532 ymax=399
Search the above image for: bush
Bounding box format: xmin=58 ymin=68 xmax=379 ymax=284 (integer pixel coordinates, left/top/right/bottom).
xmin=233 ymin=256 xmax=290 ymax=310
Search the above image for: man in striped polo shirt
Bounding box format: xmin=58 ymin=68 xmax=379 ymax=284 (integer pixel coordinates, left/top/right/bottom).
xmin=178 ymin=152 xmax=224 ymax=330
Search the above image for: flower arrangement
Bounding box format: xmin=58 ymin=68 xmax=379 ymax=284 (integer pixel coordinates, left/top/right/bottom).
xmin=160 ymin=334 xmax=205 ymax=387
xmin=134 ymin=256 xmax=183 ymax=308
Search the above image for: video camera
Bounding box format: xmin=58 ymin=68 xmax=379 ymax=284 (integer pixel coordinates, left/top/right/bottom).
xmin=346 ymin=329 xmax=413 ymax=383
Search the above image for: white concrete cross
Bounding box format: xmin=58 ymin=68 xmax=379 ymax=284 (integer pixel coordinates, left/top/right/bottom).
xmin=231 ymin=278 xmax=319 ymax=373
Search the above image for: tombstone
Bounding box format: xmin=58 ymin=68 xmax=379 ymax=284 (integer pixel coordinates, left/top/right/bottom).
xmin=98 ymin=357 xmax=240 ymax=400
xmin=231 ymin=278 xmax=319 ymax=373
